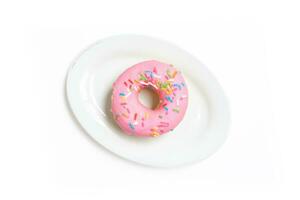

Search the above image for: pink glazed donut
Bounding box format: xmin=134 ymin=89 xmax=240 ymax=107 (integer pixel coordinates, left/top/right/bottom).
xmin=111 ymin=60 xmax=188 ymax=137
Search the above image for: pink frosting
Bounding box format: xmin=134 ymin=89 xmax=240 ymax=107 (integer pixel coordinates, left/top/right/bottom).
xmin=111 ymin=60 xmax=188 ymax=137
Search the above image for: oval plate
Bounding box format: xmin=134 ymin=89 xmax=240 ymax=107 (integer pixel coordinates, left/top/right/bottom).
xmin=66 ymin=35 xmax=230 ymax=167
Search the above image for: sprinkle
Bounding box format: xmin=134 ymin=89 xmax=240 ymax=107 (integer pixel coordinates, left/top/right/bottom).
xmin=120 ymin=103 xmax=127 ymax=105
xmin=181 ymin=82 xmax=185 ymax=87
xmin=161 ymin=82 xmax=168 ymax=89
xmin=126 ymin=108 xmax=131 ymax=114
xmin=167 ymin=69 xmax=172 ymax=78
xmin=144 ymin=112 xmax=149 ymax=119
xmin=144 ymin=73 xmax=150 ymax=80
xmin=151 ymin=132 xmax=160 ymax=137
xmin=163 ymin=106 xmax=168 ymax=111
xmin=164 ymin=75 xmax=169 ymax=80
xmin=172 ymin=71 xmax=177 ymax=78
xmin=165 ymin=96 xmax=173 ymax=103
xmin=173 ymin=83 xmax=182 ymax=90
xmin=158 ymin=122 xmax=169 ymax=127
xmin=122 ymin=113 xmax=129 ymax=118
xmin=129 ymin=123 xmax=135 ymax=130
xmin=153 ymin=67 xmax=157 ymax=73
xmin=139 ymin=74 xmax=147 ymax=81
xmin=172 ymin=108 xmax=180 ymax=113
xmin=128 ymin=79 xmax=133 ymax=84
xmin=124 ymin=82 xmax=128 ymax=87
xmin=119 ymin=92 xmax=126 ymax=96
xmin=145 ymin=71 xmax=153 ymax=79
xmin=134 ymin=113 xmax=137 ymax=120
xmin=158 ymin=115 xmax=163 ymax=119
xmin=142 ymin=122 xmax=144 ymax=127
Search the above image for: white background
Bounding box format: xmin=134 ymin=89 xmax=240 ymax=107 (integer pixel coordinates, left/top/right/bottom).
xmin=0 ymin=0 xmax=299 ymax=199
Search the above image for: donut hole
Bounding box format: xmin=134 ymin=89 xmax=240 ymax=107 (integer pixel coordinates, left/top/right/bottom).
xmin=138 ymin=87 xmax=160 ymax=110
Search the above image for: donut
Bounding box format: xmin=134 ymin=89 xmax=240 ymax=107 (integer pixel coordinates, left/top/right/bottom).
xmin=111 ymin=60 xmax=188 ymax=137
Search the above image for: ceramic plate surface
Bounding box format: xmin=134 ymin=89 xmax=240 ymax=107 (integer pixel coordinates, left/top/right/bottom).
xmin=66 ymin=35 xmax=230 ymax=167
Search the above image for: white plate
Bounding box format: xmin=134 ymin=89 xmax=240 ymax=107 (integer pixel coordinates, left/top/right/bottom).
xmin=66 ymin=35 xmax=230 ymax=168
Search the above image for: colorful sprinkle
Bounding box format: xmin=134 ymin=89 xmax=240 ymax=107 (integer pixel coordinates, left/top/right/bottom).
xmin=172 ymin=108 xmax=180 ymax=113
xmin=165 ymin=96 xmax=173 ymax=103
xmin=144 ymin=112 xmax=149 ymax=119
xmin=161 ymin=82 xmax=168 ymax=89
xmin=144 ymin=71 xmax=153 ymax=79
xmin=119 ymin=92 xmax=126 ymax=96
xmin=134 ymin=113 xmax=137 ymax=120
xmin=151 ymin=132 xmax=160 ymax=137
xmin=129 ymin=122 xmax=135 ymax=130
xmin=139 ymin=74 xmax=147 ymax=81
xmin=172 ymin=71 xmax=177 ymax=78
xmin=167 ymin=69 xmax=172 ymax=78
xmin=158 ymin=122 xmax=169 ymax=127
xmin=173 ymin=83 xmax=182 ymax=90
xmin=122 ymin=113 xmax=129 ymax=118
